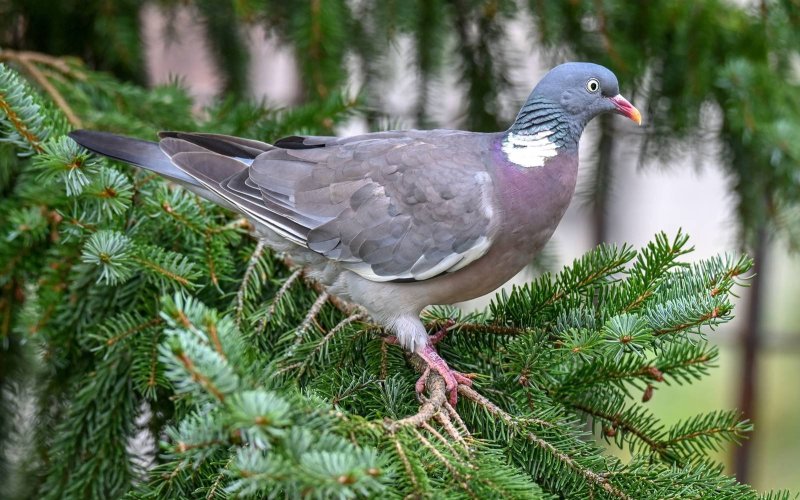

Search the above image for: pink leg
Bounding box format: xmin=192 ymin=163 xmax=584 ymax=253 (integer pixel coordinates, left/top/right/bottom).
xmin=383 ymin=319 xmax=471 ymax=405
xmin=416 ymin=344 xmax=473 ymax=406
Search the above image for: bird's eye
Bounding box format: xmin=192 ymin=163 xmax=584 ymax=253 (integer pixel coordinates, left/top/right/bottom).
xmin=586 ymin=78 xmax=600 ymax=93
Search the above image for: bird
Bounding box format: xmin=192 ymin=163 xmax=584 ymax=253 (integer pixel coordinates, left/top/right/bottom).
xmin=69 ymin=62 xmax=641 ymax=406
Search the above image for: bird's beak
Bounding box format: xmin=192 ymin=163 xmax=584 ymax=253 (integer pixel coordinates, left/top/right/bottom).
xmin=610 ymin=94 xmax=642 ymax=125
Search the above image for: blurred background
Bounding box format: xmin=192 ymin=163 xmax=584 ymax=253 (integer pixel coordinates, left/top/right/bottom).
xmin=1 ymin=0 xmax=799 ymax=491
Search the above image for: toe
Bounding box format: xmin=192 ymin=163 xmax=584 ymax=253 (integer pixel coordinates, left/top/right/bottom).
xmin=415 ymin=367 xmax=430 ymax=394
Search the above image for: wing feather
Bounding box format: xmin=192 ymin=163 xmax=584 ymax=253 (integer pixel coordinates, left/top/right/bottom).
xmin=159 ymin=129 xmax=498 ymax=282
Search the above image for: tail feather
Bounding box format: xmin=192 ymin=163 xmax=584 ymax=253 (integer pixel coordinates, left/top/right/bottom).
xmin=68 ymin=130 xmax=198 ymax=186
xmin=68 ymin=130 xmax=238 ymax=211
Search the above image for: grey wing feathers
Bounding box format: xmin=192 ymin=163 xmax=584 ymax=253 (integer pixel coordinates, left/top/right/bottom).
xmin=71 ymin=129 xmax=497 ymax=282
xmin=248 ymin=131 xmax=498 ymax=281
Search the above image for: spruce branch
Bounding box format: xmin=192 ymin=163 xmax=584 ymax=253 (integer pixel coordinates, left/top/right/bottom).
xmin=0 ymin=49 xmax=83 ymax=127
xmin=236 ymin=240 xmax=266 ymax=327
xmin=255 ymin=268 xmax=303 ymax=335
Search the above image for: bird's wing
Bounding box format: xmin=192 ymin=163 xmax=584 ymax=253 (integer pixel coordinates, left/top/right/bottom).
xmin=165 ymin=130 xmax=499 ymax=282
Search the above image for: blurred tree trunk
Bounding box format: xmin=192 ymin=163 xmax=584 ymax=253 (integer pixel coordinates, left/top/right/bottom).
xmin=734 ymin=222 xmax=767 ymax=483
xmin=591 ymin=114 xmax=615 ymax=246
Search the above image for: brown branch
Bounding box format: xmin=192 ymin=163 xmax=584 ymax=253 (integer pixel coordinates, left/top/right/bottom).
xmin=434 ymin=411 xmax=470 ymax=451
xmin=0 ymin=82 xmax=44 ymax=152
xmin=458 ymin=385 xmax=630 ymax=498
xmin=525 ymin=431 xmax=632 ymax=500
xmin=568 ymin=400 xmax=667 ymax=457
xmin=204 ymin=318 xmax=226 ymax=360
xmin=391 ymin=435 xmax=420 ymax=493
xmin=434 ymin=321 xmax=525 ymax=336
xmin=291 ymin=291 xmax=329 ymax=348
xmin=148 ymin=335 xmax=160 ymax=390
xmin=132 ymin=255 xmax=191 ymax=287
xmin=1 ymin=49 xmax=82 ymax=127
xmin=206 ymin=456 xmax=234 ymax=499
xmin=664 ymin=426 xmax=743 ymax=447
xmin=255 ymin=268 xmax=303 ymax=335
xmin=176 ymin=351 xmax=226 ymax=402
xmin=236 ymin=240 xmax=266 ymax=327
xmin=105 ymin=317 xmax=163 ymax=347
xmin=297 ymin=312 xmax=366 ymax=376
xmin=653 ymin=308 xmax=721 ymax=336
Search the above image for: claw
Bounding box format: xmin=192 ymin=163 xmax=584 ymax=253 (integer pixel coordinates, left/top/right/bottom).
xmin=415 ymin=367 xmax=431 ymax=395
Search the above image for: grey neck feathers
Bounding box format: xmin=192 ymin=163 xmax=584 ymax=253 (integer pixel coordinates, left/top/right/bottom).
xmin=508 ymin=97 xmax=582 ymax=152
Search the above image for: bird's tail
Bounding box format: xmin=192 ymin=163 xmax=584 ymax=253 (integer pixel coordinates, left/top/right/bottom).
xmin=68 ymin=130 xmax=237 ymax=210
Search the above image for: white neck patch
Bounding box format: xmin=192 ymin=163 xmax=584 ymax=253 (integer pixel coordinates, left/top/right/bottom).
xmin=501 ymin=130 xmax=558 ymax=168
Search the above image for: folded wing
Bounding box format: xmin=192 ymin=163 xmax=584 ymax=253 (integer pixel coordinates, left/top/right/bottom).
xmin=163 ymin=130 xmax=498 ymax=282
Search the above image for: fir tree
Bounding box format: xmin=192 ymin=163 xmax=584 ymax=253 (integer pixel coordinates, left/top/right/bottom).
xmin=0 ymin=56 xmax=793 ymax=499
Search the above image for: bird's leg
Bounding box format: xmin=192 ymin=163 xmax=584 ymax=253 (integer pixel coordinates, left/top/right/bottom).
xmin=383 ymin=318 xmax=472 ymax=405
xmin=383 ymin=318 xmax=455 ymax=346
xmin=415 ymin=344 xmax=473 ymax=406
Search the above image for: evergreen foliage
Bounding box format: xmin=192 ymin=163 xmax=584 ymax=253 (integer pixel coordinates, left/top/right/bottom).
xmin=0 ymin=57 xmax=791 ymax=498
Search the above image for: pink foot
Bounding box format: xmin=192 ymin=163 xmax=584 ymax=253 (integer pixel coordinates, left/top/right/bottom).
xmin=416 ymin=344 xmax=473 ymax=406
xmin=382 ymin=320 xmax=470 ymax=405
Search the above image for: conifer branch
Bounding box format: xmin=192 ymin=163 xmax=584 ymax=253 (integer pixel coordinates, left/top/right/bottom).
xmin=435 ymin=411 xmax=470 ymax=449
xmin=421 ymin=421 xmax=460 ymax=457
xmin=391 ymin=435 xmax=421 ymax=494
xmin=256 ymin=268 xmax=303 ymax=334
xmin=411 ymin=427 xmax=471 ymax=491
xmin=174 ymin=350 xmax=227 ymax=402
xmin=297 ymin=312 xmax=366 ymax=376
xmin=0 ymin=50 xmax=83 ymax=127
xmin=105 ymin=317 xmax=163 ymax=347
xmin=568 ymin=400 xmax=668 ymax=459
xmin=132 ymin=255 xmax=192 ymax=287
xmin=524 ymin=431 xmax=632 ymax=500
xmin=236 ymin=240 xmax=266 ymax=327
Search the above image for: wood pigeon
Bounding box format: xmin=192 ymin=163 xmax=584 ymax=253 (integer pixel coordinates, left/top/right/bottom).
xmin=69 ymin=62 xmax=641 ymax=405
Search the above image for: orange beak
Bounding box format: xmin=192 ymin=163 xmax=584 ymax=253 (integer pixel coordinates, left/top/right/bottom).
xmin=610 ymin=94 xmax=642 ymax=125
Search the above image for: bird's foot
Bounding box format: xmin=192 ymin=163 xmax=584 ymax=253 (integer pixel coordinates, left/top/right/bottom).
xmin=382 ymin=319 xmax=469 ymax=405
xmin=415 ymin=344 xmax=473 ymax=406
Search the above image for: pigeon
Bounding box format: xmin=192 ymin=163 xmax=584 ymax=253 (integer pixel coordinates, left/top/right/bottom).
xmin=69 ymin=62 xmax=641 ymax=405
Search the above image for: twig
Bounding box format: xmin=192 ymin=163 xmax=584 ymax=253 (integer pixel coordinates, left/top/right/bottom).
xmin=391 ymin=435 xmax=420 ymax=493
xmin=435 ymin=410 xmax=470 ymax=451
xmin=206 ymin=455 xmax=234 ymax=499
xmin=443 ymin=401 xmax=471 ymax=437
xmin=457 ymin=386 xmax=630 ymax=499
xmin=525 ymin=431 xmax=631 ymax=500
xmin=291 ymin=291 xmax=329 ymax=348
xmin=1 ymin=50 xmax=83 ymax=127
xmin=297 ymin=312 xmax=366 ymax=375
xmin=411 ymin=427 xmax=461 ymax=479
xmin=236 ymin=240 xmax=266 ymax=328
xmin=255 ymin=268 xmax=302 ymax=335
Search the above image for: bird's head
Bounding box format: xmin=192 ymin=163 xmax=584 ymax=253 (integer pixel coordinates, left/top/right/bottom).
xmin=512 ymin=62 xmax=641 ymax=137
